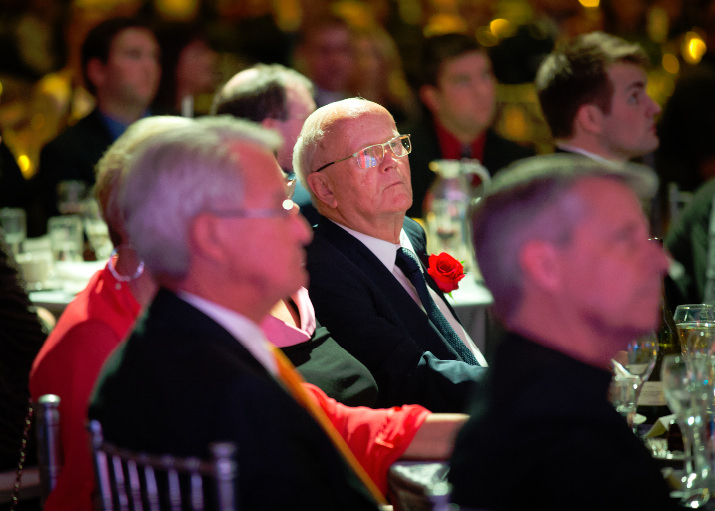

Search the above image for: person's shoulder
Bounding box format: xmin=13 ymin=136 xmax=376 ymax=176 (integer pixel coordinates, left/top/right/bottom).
xmin=43 ymin=109 xmax=104 ymax=146
xmin=308 ymin=220 xmax=354 ymax=255
xmin=668 ymin=177 xmax=715 ymax=237
xmin=690 ymin=177 xmax=715 ymax=207
xmin=485 ymin=129 xmax=535 ymax=158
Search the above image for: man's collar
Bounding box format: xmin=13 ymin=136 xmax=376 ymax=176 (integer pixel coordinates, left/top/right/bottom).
xmin=176 ymin=290 xmax=277 ymax=374
xmin=555 ymin=143 xmax=621 ymax=166
xmin=99 ymin=109 xmax=152 ymax=141
xmin=433 ymin=118 xmax=486 ymax=161
xmin=331 ymin=219 xmax=415 ymax=271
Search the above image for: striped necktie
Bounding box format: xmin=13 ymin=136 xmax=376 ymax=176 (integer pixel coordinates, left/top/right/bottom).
xmin=395 ymin=247 xmax=479 ymax=365
xmin=270 ymin=346 xmax=387 ymax=505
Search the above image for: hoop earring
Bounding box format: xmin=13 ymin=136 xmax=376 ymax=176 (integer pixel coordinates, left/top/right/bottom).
xmin=107 ymin=246 xmax=144 ymax=284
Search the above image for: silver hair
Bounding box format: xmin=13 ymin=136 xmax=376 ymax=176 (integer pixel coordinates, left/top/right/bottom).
xmin=472 ymin=153 xmax=657 ymax=322
xmin=118 ymin=115 xmax=282 ymax=281
xmin=95 ymin=116 xmax=193 ymax=247
xmin=293 ymin=97 xmax=377 ymax=198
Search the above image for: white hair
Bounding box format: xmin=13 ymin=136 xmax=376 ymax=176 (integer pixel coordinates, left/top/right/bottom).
xmin=118 ymin=115 xmax=282 ymax=281
xmin=95 ymin=116 xmax=193 ymax=246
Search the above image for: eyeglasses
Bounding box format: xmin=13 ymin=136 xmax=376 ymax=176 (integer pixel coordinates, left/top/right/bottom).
xmin=205 ymin=199 xmax=296 ymax=219
xmin=313 ymin=134 xmax=411 ymax=173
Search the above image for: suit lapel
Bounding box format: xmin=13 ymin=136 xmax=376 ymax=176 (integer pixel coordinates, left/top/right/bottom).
xmin=402 ymin=219 xmax=461 ymax=321
xmin=312 ymin=218 xmax=463 ymax=360
xmin=147 ymin=289 xmax=272 ymax=377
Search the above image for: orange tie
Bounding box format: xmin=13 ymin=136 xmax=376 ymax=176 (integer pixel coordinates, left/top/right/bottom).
xmin=270 ymin=346 xmax=387 ymax=505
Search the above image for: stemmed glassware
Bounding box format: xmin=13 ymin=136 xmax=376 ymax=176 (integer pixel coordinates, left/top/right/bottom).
xmin=611 ymin=333 xmax=658 ymax=432
xmin=661 ymin=354 xmax=711 ymax=508
xmin=674 ymin=304 xmax=715 ymax=359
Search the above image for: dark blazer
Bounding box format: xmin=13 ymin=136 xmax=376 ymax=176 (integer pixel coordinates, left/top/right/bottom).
xmin=306 ymin=217 xmax=486 ymax=413
xmin=34 ymin=108 xmax=114 ymax=225
xmin=89 ymin=289 xmax=379 ymax=511
xmin=401 ymin=118 xmax=535 ymax=218
xmin=450 ymin=332 xmax=679 ymax=510
xmin=281 ymin=318 xmax=379 ymax=407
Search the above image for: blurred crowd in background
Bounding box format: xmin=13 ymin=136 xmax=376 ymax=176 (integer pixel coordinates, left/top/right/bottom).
xmin=1 ymin=0 xmax=715 ymax=232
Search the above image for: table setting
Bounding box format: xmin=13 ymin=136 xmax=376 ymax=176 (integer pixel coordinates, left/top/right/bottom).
xmin=1 ymin=204 xmax=112 ymax=318
xmin=612 ymin=303 xmax=715 ymax=508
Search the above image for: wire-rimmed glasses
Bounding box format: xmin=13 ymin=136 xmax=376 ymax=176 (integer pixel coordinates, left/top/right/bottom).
xmin=313 ymin=134 xmax=411 ymax=173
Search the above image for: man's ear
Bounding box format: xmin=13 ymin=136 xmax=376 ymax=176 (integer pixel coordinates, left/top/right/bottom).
xmin=307 ymin=172 xmax=338 ymax=208
xmin=189 ymin=213 xmax=229 ymax=263
xmin=419 ymin=85 xmax=439 ymax=113
xmin=86 ymin=58 xmax=106 ymax=91
xmin=519 ymin=240 xmax=561 ymax=291
xmin=574 ymin=103 xmax=605 ymax=136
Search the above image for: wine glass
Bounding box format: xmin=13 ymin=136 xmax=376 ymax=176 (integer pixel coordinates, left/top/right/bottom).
xmin=610 ymin=333 xmax=658 ymax=432
xmin=609 ymin=369 xmax=639 ymax=426
xmin=661 ymin=354 xmax=711 ymax=508
xmin=626 ymin=332 xmax=658 ymax=401
xmin=673 ymin=304 xmax=715 ymax=358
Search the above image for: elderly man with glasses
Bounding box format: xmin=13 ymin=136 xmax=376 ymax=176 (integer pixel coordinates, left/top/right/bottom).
xmin=294 ymin=98 xmax=487 ymax=413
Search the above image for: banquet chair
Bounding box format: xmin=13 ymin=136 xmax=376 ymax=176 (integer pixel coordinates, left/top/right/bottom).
xmin=35 ymin=393 xmax=63 ymax=502
xmin=88 ymin=420 xmax=237 ymax=511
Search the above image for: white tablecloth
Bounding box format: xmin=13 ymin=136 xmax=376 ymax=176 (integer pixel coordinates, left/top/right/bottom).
xmin=29 ymin=260 xmax=106 ymax=318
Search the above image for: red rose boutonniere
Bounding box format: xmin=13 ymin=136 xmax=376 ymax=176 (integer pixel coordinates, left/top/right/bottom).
xmin=427 ymin=252 xmax=466 ymax=295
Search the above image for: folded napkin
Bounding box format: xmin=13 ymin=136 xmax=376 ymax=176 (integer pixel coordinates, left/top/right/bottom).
xmin=645 ymin=414 xmax=677 ymax=438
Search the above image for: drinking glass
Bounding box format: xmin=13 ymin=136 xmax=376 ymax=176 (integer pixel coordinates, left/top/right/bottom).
xmin=81 ymin=199 xmax=112 ymax=260
xmin=627 ymin=332 xmax=658 ymax=402
xmin=661 ymin=354 xmax=711 ymax=508
xmin=0 ymin=207 xmax=27 ymax=255
xmin=674 ymin=304 xmax=715 ymax=358
xmin=57 ymin=180 xmax=87 ymax=215
xmin=48 ymin=215 xmax=84 ymax=263
xmin=609 ymin=369 xmax=639 ymax=424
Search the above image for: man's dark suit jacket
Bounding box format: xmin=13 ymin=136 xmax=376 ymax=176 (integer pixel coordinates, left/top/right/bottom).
xmin=34 ymin=108 xmax=114 ymax=226
xmin=449 ymin=332 xmax=679 ymax=510
xmin=401 ymin=118 xmax=535 ymax=218
xmin=306 ymin=217 xmax=486 ymax=413
xmin=89 ymin=288 xmax=378 ymax=511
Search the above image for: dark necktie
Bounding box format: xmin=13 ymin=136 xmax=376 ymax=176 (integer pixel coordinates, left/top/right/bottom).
xmin=395 ymin=247 xmax=479 ymax=365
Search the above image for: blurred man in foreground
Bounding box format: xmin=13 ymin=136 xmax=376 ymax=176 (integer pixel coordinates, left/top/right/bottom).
xmin=449 ymin=154 xmax=677 ymax=510
xmin=88 ymin=117 xmax=382 ymax=509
